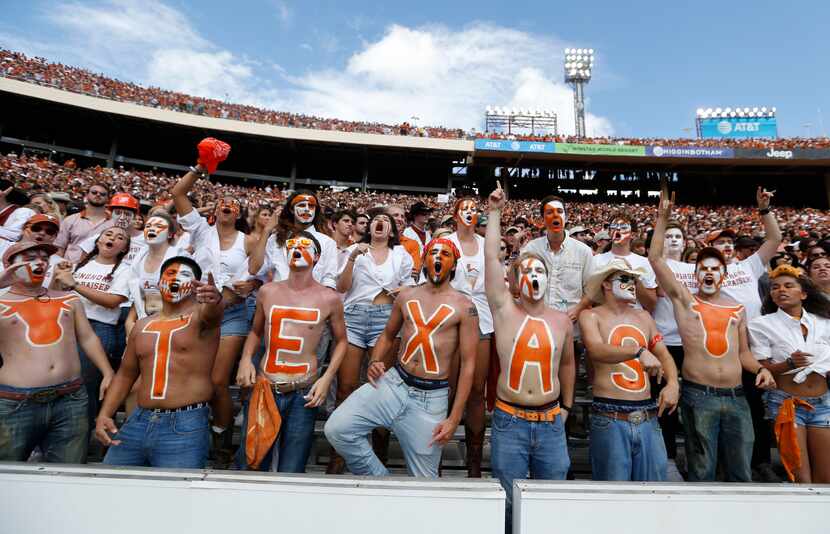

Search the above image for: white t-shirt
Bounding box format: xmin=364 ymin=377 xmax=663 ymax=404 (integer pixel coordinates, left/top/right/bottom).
xmin=448 ymin=233 xmax=493 ymax=335
xmin=653 ymin=259 xmax=697 ymax=346
xmin=339 ymin=245 xmax=414 ymax=308
xmin=79 ymin=230 xmax=147 ymax=266
xmin=722 ymin=253 xmax=766 ymax=320
xmin=72 ymin=259 xmax=131 ymax=324
xmin=591 ymin=251 xmax=657 ymax=311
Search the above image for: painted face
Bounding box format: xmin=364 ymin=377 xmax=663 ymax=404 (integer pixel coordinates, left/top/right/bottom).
xmin=111 ymin=207 xmax=135 ymax=229
xmin=610 ymin=219 xmax=632 ymax=244
xmin=371 ymin=214 xmax=392 ymax=239
xmin=696 ymin=257 xmax=725 ymax=295
xmin=517 ymin=257 xmax=548 ymax=301
xmin=216 ymin=198 xmax=240 ymax=220
xmin=12 ymin=250 xmax=50 ymax=286
xmin=610 ymin=273 xmax=637 ymax=301
xmin=543 ymin=201 xmax=567 ymax=233
xmin=144 ymin=216 xmax=170 ymax=245
xmin=97 ymin=227 xmax=129 ymax=257
xmin=424 ymin=240 xmax=458 ymax=285
xmin=712 ymin=237 xmax=734 ymax=261
xmin=455 ymin=200 xmax=478 ymax=228
xmin=664 ymin=228 xmax=684 ymax=254
xmin=158 ymin=263 xmax=196 ymax=303
xmin=292 ymin=195 xmax=317 ymax=225
xmin=286 ymin=237 xmax=318 ymax=269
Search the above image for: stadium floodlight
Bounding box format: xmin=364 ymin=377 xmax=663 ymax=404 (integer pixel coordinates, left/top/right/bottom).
xmin=564 ymin=47 xmax=595 ymax=138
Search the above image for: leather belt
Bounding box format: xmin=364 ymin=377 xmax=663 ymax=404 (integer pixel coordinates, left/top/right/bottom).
xmin=592 ymin=408 xmax=657 ymax=425
xmin=495 ymin=399 xmax=561 ymax=422
xmin=272 ymin=376 xmax=315 ymax=395
xmin=0 ymin=378 xmax=83 ymax=402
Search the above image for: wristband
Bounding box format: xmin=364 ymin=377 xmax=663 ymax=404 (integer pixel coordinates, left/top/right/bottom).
xmin=189 ymin=165 xmax=208 ymax=179
xmin=786 ymin=357 xmax=796 ymax=370
xmin=756 ymin=366 xmax=765 ymax=375
xmin=758 ymin=208 xmax=770 ymax=216
xmin=561 ymin=404 xmax=572 ymax=412
xmin=635 ymin=347 xmax=646 ymax=359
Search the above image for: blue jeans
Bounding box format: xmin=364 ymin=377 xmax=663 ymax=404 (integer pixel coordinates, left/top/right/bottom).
xmin=237 ymin=385 xmax=318 ymax=473
xmin=589 ymin=401 xmax=667 ymax=481
xmin=0 ymin=381 xmax=89 ymax=463
xmin=78 ymin=319 xmax=119 ymax=429
xmin=680 ymin=383 xmax=754 ymax=482
xmin=490 ymin=406 xmax=570 ymax=532
xmin=103 ymin=405 xmax=210 ymax=468
xmin=324 ymin=367 xmax=448 ymax=477
xmin=765 ymin=389 xmax=830 ymax=428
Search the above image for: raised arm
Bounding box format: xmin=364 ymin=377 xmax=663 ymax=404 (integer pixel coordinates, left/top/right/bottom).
xmin=755 ymin=187 xmax=782 ymax=264
xmin=170 ymin=167 xmax=201 ymax=217
xmin=247 ymin=212 xmax=278 ymax=276
xmin=484 ymin=184 xmax=512 ymax=315
xmin=648 ymin=185 xmax=692 ymax=308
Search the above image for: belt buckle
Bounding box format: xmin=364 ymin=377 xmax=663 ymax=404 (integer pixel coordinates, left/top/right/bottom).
xmin=525 ymin=410 xmax=539 ymax=422
xmin=30 ymin=389 xmax=58 ymax=403
xmin=627 ymin=410 xmax=646 ymax=424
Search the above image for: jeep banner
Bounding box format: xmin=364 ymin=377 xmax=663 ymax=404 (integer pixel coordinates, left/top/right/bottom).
xmin=646 ymin=145 xmax=735 ymax=159
xmin=734 ymin=148 xmax=830 ymax=160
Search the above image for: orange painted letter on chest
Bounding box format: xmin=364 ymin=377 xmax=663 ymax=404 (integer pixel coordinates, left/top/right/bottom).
xmin=401 ymin=300 xmax=456 ymax=375
xmin=508 ymin=316 xmax=555 ymax=394
xmin=607 ymin=324 xmax=648 ymax=393
xmin=264 ymin=306 xmax=321 ymax=375
xmin=142 ymin=315 xmax=192 ymax=400
xmin=0 ymin=295 xmax=78 ymax=347
xmin=691 ymin=298 xmax=743 ymax=358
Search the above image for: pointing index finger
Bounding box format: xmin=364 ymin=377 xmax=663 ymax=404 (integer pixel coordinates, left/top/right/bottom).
xmin=496 ymin=180 xmax=502 ymax=191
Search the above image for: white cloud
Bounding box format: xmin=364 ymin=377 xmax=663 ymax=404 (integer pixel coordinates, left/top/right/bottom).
xmin=286 ymin=23 xmax=614 ymax=136
xmin=9 ymin=2 xmax=614 ymax=135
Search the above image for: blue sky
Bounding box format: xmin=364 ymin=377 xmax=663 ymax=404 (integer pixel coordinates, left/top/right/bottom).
xmin=1 ymin=0 xmax=827 ymax=139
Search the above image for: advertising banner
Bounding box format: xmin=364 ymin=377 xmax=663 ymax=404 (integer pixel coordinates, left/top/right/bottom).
xmin=474 ymin=139 xmax=555 ymax=153
xmin=699 ymin=117 xmax=777 ymax=139
xmin=646 ymin=145 xmax=735 ymax=159
xmin=553 ymin=143 xmax=646 ymax=157
xmin=735 ymin=148 xmax=830 ymax=160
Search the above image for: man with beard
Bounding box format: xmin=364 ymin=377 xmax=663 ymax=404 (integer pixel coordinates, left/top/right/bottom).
xmin=236 ymin=231 xmax=347 ymax=472
xmin=325 ymin=236 xmax=478 ymax=478
xmin=0 ymin=241 xmax=115 ymax=463
xmin=485 ymin=184 xmax=575 ymax=530
xmin=96 ymin=256 xmax=223 ymax=468
xmin=591 ymin=214 xmax=657 ymax=313
xmin=352 ymin=213 xmax=369 ymax=245
xmin=55 ymin=183 xmax=112 ymax=263
xmin=580 ymin=258 xmax=679 ymax=481
xmin=649 ymin=187 xmax=775 ymax=482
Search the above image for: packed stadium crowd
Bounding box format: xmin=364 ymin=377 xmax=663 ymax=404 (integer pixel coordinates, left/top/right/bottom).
xmin=4 ymin=133 xmax=830 ymax=527
xmin=4 ymin=48 xmax=830 ymax=151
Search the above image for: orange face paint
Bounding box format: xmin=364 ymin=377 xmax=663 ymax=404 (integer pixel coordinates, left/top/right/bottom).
xmin=543 ymin=200 xmax=566 ymax=233
xmin=400 ymin=300 xmax=456 ymax=374
xmin=285 ymin=237 xmax=317 ymax=269
xmin=264 ymin=306 xmax=321 ymax=375
xmin=455 ymin=199 xmax=478 ymax=227
xmin=607 ymin=324 xmax=648 ymax=393
xmin=691 ymin=297 xmax=744 ymax=358
xmin=423 ymin=238 xmax=459 ymax=285
xmin=507 ymin=316 xmax=556 ymax=395
xmin=143 ymin=315 xmax=192 ymax=400
xmin=158 ymin=263 xmax=195 ymax=303
xmin=0 ymin=295 xmax=78 ymax=346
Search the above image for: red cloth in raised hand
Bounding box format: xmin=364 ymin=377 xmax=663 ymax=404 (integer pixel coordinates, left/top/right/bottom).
xmin=197 ymin=137 xmax=231 ymax=174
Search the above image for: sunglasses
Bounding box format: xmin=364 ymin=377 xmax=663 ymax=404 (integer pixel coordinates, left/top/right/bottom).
xmin=30 ymin=224 xmax=58 ymax=236
xmin=286 ymin=238 xmax=314 ymax=248
xmin=88 ymin=190 xmax=108 ymax=197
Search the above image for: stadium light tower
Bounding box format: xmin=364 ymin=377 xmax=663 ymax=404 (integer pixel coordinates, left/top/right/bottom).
xmin=564 ymin=48 xmax=594 ymax=138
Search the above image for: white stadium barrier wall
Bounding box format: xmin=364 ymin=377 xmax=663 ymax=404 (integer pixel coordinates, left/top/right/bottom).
xmin=514 ymin=480 xmax=830 ymax=534
xmin=0 ymin=463 xmax=505 ymax=534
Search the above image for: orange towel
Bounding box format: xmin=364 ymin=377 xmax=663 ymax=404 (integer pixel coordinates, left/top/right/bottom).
xmin=246 ymin=376 xmax=281 ymax=469
xmin=773 ymin=396 xmax=814 ymax=482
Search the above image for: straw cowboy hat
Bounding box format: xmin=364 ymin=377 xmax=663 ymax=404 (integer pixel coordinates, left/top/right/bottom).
xmin=585 ymin=258 xmax=647 ymax=304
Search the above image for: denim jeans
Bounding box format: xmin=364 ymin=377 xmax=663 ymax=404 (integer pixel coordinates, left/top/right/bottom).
xmin=0 ymin=381 xmax=89 ymax=463
xmin=78 ymin=319 xmax=119 ymax=429
xmin=344 ymin=303 xmax=393 ymax=349
xmin=237 ymin=385 xmax=318 ymax=473
xmin=324 ymin=367 xmax=448 ymax=477
xmin=589 ymin=402 xmax=667 ymax=481
xmin=490 ymin=406 xmax=570 ymax=532
xmin=103 ymin=405 xmax=210 ymax=468
xmin=680 ymin=383 xmax=754 ymax=482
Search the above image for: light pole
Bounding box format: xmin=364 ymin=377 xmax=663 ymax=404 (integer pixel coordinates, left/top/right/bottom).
xmin=564 ymin=48 xmax=594 ymax=139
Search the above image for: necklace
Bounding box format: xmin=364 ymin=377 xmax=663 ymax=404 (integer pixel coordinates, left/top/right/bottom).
xmin=8 ymin=287 xmax=50 ymax=302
